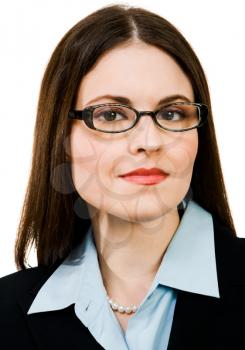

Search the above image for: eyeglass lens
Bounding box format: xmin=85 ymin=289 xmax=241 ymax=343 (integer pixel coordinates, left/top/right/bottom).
xmin=91 ymin=104 xmax=201 ymax=132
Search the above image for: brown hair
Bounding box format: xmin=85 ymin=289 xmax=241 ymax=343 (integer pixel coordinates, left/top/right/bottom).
xmin=14 ymin=3 xmax=236 ymax=270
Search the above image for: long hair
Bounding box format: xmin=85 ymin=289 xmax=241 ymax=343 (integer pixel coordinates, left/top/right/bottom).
xmin=14 ymin=4 xmax=236 ymax=270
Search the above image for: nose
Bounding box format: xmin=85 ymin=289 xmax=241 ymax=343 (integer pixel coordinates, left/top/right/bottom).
xmin=128 ymin=112 xmax=164 ymax=154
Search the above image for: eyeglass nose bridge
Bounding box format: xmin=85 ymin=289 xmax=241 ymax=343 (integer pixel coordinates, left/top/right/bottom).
xmin=138 ymin=111 xmax=156 ymax=117
xmin=135 ymin=110 xmax=159 ymax=127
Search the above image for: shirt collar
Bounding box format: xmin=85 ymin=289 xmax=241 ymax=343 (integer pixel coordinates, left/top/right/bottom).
xmin=149 ymin=199 xmax=220 ymax=298
xmin=27 ymin=199 xmax=220 ymax=316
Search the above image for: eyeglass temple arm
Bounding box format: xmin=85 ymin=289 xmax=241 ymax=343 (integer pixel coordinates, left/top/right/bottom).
xmin=68 ymin=110 xmax=85 ymax=120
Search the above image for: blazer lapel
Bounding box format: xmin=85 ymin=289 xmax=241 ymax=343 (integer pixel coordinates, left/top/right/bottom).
xmin=167 ymin=215 xmax=245 ymax=350
xmin=167 ymin=288 xmax=224 ymax=349
xmin=18 ymin=265 xmax=104 ymax=350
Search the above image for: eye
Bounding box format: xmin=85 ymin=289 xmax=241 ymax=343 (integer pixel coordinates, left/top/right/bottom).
xmin=94 ymin=107 xmax=128 ymax=122
xmin=157 ymin=106 xmax=186 ymax=121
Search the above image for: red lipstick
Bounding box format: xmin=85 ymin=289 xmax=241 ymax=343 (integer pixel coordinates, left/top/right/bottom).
xmin=119 ymin=167 xmax=169 ymax=185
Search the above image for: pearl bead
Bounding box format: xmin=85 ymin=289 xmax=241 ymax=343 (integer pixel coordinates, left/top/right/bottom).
xmin=125 ymin=307 xmax=132 ymax=314
xmin=132 ymin=305 xmax=138 ymax=312
xmin=111 ymin=302 xmax=119 ymax=310
xmin=118 ymin=305 xmax=125 ymax=313
xmin=106 ymin=294 xmax=138 ymax=313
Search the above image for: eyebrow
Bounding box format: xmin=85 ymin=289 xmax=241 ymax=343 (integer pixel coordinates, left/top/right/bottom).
xmin=85 ymin=94 xmax=192 ymax=107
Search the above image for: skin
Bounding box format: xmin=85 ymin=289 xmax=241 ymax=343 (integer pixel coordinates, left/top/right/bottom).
xmin=69 ymin=39 xmax=198 ymax=331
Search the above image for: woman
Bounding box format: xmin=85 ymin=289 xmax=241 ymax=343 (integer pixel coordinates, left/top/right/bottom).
xmin=0 ymin=3 xmax=244 ymax=350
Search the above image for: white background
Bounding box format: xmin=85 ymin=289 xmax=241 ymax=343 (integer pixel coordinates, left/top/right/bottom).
xmin=0 ymin=0 xmax=244 ymax=277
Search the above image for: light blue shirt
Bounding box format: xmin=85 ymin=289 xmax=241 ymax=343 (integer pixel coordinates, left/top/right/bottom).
xmin=27 ymin=199 xmax=220 ymax=350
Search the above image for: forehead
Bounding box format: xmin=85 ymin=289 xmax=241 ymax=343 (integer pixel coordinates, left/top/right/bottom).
xmin=76 ymin=41 xmax=194 ymax=107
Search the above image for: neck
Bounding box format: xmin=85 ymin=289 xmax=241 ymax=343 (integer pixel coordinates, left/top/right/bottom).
xmin=89 ymin=207 xmax=180 ymax=304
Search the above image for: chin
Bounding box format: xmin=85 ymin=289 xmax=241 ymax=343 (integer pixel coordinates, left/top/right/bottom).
xmin=118 ymin=208 xmax=172 ymax=224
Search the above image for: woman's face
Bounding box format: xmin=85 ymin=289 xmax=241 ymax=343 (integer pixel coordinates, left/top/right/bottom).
xmin=69 ymin=40 xmax=198 ymax=223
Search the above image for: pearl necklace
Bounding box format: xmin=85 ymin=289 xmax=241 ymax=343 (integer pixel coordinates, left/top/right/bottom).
xmin=106 ymin=294 xmax=138 ymax=314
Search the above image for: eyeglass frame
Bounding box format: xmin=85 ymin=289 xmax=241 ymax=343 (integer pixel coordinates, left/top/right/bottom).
xmin=68 ymin=101 xmax=208 ymax=133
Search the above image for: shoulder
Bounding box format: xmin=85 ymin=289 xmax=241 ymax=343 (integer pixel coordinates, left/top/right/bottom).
xmin=212 ymin=213 xmax=245 ymax=253
xmin=0 ymin=266 xmax=60 ymax=345
xmin=0 ymin=267 xmax=48 ymax=331
xmin=0 ymin=260 xmax=62 ymax=301
xmin=0 ymin=266 xmax=50 ymax=300
xmin=0 ymin=262 xmax=63 ymax=328
xmin=231 ymin=236 xmax=245 ymax=277
xmin=212 ymin=214 xmax=245 ymax=285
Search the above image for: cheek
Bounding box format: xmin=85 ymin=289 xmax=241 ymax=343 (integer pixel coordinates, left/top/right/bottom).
xmin=166 ymin=131 xmax=198 ymax=179
xmin=69 ymin=124 xmax=118 ymax=193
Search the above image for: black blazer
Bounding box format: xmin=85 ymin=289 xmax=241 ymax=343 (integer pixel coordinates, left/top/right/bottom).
xmin=1 ymin=215 xmax=245 ymax=350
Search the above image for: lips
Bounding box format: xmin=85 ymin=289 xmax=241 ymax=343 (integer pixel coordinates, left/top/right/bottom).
xmin=119 ymin=167 xmax=169 ymax=177
xmin=118 ymin=167 xmax=169 ymax=185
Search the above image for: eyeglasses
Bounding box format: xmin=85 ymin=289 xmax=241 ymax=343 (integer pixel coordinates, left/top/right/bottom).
xmin=68 ymin=102 xmax=208 ymax=133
